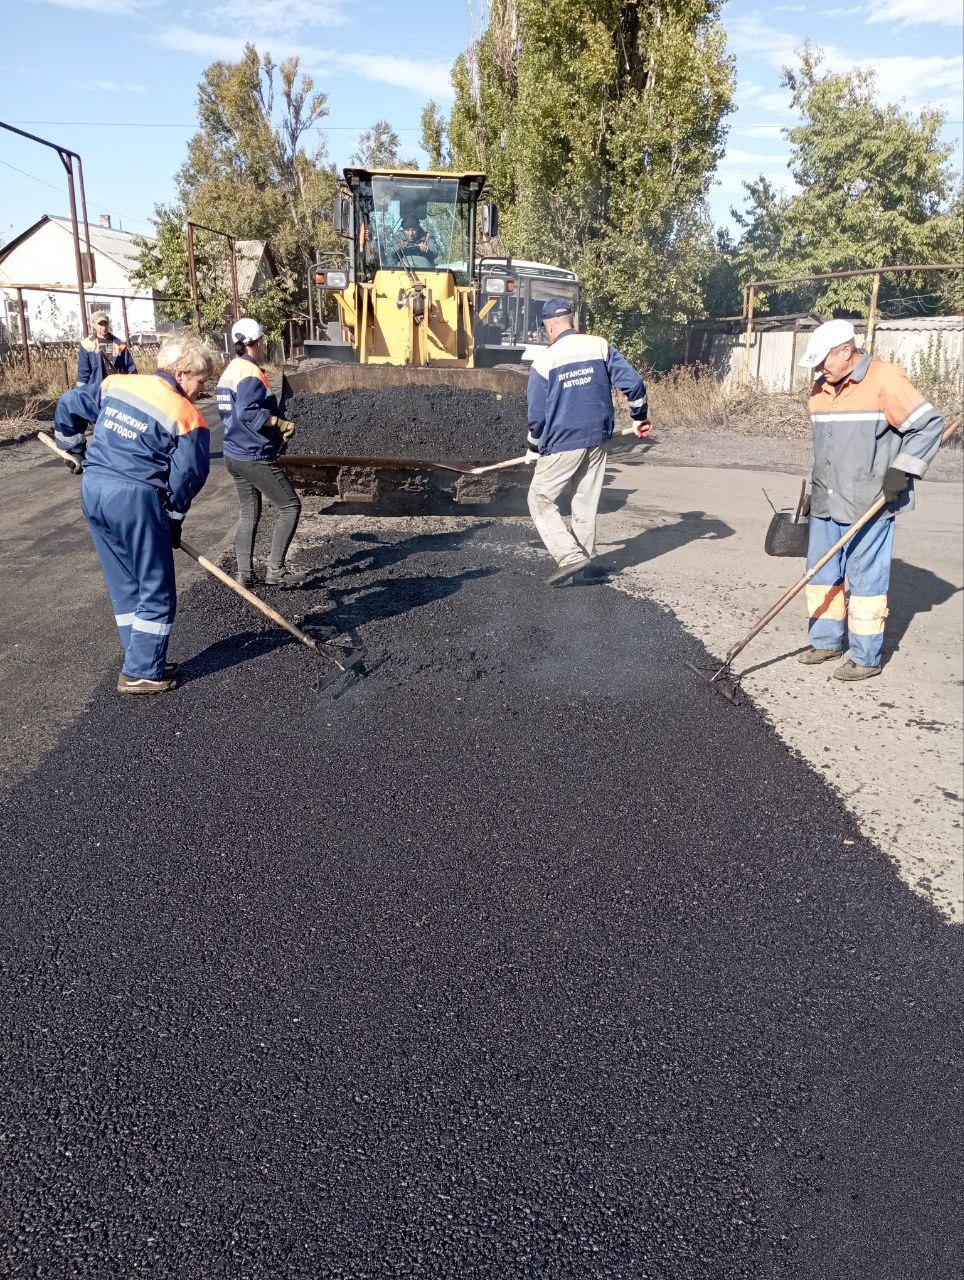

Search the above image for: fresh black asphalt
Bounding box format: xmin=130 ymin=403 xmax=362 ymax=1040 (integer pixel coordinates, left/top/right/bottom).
xmin=284 ymin=386 xmax=530 ymax=462
xmin=2 ymin=519 xmax=962 ymax=1278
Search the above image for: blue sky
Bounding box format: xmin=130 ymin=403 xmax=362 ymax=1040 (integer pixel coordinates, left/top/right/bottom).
xmin=2 ymin=0 xmax=961 ymax=247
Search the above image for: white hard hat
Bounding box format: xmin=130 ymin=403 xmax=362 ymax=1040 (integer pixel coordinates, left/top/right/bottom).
xmin=798 ymin=318 xmax=860 ymax=368
xmin=232 ymin=317 xmax=264 ymax=343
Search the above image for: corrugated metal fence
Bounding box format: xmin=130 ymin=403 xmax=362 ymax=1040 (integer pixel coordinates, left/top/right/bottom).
xmin=691 ymin=315 xmax=963 ymax=392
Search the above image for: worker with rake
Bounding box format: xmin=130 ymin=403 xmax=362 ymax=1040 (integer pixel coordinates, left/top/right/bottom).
xmin=796 ymin=318 xmax=945 ymax=681
xmin=524 ymin=298 xmax=651 ymax=586
xmin=53 ymin=334 xmax=214 ymax=694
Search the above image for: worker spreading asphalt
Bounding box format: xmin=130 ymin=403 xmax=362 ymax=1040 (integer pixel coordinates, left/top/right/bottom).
xmin=283 ymin=385 xmax=530 ymax=461
xmin=2 ymin=518 xmax=962 ymax=1278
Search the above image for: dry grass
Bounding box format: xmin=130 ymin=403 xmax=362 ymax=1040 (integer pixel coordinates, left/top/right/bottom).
xmin=0 ymin=345 xmax=161 ymax=435
xmin=636 ymin=364 xmax=811 ymax=438
xmin=628 ymin=362 xmax=963 ymax=446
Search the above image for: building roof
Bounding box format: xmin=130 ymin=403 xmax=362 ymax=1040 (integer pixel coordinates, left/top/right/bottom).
xmin=0 ymin=214 xmax=145 ymax=273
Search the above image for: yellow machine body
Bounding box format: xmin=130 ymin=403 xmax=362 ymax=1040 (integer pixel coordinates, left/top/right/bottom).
xmin=319 ymin=167 xmax=491 ymax=370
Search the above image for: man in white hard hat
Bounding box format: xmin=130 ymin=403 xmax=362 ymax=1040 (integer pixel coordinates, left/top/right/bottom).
xmin=796 ymin=317 xmax=944 ymax=680
xmin=217 ymin=318 xmax=301 ymax=587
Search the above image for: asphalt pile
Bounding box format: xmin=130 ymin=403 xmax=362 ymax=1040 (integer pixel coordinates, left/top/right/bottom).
xmin=2 ymin=520 xmax=962 ymax=1278
xmin=283 ymin=385 xmax=530 ymax=462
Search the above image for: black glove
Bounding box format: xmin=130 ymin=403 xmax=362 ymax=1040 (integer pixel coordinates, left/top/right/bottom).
xmin=64 ymin=454 xmax=84 ymax=476
xmin=882 ymin=467 xmax=909 ymax=502
xmin=168 ymin=517 xmax=183 ymax=549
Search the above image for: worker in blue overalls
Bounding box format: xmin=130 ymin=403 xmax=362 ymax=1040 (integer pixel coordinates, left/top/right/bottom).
xmin=217 ymin=317 xmax=301 ymax=587
xmin=54 ymin=334 xmax=214 ymax=694
xmin=77 ymin=309 xmax=136 ymax=389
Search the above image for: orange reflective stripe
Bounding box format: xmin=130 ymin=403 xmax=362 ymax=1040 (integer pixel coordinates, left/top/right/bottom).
xmin=848 ymin=594 xmax=888 ymax=636
xmin=806 ymin=583 xmax=846 ymax=621
xmin=218 ymin=357 xmax=269 ymax=393
xmin=102 ymin=373 xmax=206 ymax=436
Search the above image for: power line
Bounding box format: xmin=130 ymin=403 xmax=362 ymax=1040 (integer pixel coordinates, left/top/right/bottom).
xmin=7 ymin=120 xmax=423 ymax=132
xmin=0 ymin=157 xmax=154 ymax=229
xmin=0 ymin=156 xmax=63 ymax=193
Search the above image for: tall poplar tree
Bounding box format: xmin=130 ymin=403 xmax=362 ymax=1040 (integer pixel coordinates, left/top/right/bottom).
xmin=447 ymin=0 xmax=735 ymax=363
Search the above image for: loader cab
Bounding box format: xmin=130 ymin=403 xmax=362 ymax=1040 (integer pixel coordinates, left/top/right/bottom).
xmin=475 ymin=258 xmax=582 ymax=366
xmin=315 ymin=166 xmax=491 ymax=367
xmin=342 ymin=168 xmax=486 ymax=286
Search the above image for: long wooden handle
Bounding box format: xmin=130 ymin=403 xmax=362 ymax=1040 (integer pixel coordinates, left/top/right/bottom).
xmin=37 ymin=430 xmax=73 ymax=460
xmin=178 ymin=539 xmax=317 ymax=651
xmin=721 ymin=417 xmax=962 ymax=670
xmin=467 ymin=422 xmax=653 ymax=476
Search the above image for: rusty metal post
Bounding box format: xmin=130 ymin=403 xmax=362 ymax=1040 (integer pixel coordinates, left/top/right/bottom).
xmin=16 ymin=289 xmax=30 ymax=373
xmin=866 ymin=271 xmax=881 ymax=353
xmin=228 ymin=236 xmax=240 ymax=322
xmin=75 ymin=155 xmax=94 ymax=282
xmin=63 ymin=154 xmax=88 ymax=332
xmin=62 ymin=359 xmax=70 ymax=392
xmin=186 ymin=221 xmax=201 ymax=332
xmin=742 ymin=285 xmax=755 ymax=386
xmin=119 ymin=295 xmax=130 ymax=342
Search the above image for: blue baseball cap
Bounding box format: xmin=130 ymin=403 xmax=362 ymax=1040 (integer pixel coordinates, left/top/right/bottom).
xmin=542 ymin=297 xmax=574 ymax=321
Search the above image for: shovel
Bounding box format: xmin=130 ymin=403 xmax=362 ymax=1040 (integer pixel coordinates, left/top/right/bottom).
xmin=689 ymin=417 xmax=961 ymax=703
xmin=466 ymin=421 xmax=654 ymax=475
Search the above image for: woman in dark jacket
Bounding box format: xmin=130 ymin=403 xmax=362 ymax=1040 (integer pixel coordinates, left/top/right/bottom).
xmin=216 ymin=318 xmax=301 ymax=587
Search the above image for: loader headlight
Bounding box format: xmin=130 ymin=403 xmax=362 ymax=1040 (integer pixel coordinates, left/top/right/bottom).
xmin=315 ymin=270 xmax=348 ymax=290
xmin=483 ymin=276 xmax=507 ymax=295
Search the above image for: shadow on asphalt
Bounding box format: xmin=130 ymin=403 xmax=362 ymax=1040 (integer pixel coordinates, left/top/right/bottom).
xmin=885 ymin=558 xmax=961 ymax=658
xmin=309 ymin=567 xmax=497 ymax=636
xmin=597 ymin=506 xmax=734 ymax=569
xmin=180 ymin=630 xmax=293 ymax=683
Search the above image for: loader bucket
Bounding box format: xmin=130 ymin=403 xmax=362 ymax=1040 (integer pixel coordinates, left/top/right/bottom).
xmin=279 ymin=361 xmax=533 ymax=515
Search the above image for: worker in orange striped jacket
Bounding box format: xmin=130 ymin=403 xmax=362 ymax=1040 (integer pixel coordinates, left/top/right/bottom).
xmin=796 ymin=318 xmax=944 ymax=681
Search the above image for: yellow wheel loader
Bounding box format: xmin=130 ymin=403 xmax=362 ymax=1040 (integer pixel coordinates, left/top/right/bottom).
xmin=282 ymin=167 xmax=570 ymax=514
xmin=305 ymin=166 xmax=499 ymax=370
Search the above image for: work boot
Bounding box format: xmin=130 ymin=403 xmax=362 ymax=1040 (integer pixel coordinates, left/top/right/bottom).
xmin=265 ymin=565 xmax=308 ymax=588
xmin=235 ymin=569 xmax=256 ymax=588
xmin=833 ymin=659 xmax=881 ymax=682
xmin=797 ymin=646 xmax=843 ymax=665
xmin=164 ymin=662 xmax=181 ymax=680
xmin=581 ymin=562 xmax=610 ymax=584
xmin=117 ymin=672 xmax=177 ymax=695
xmin=547 ymin=558 xmax=590 ymax=588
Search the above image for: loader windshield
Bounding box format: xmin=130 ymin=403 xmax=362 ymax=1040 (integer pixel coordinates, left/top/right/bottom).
xmin=357 ymin=176 xmax=475 ymax=285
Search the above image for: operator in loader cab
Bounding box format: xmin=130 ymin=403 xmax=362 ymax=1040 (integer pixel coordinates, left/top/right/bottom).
xmin=395 ymin=210 xmax=436 ymax=266
xmin=525 ymin=298 xmax=650 ymax=586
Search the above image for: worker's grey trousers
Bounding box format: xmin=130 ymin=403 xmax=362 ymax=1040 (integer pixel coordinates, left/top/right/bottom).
xmin=226 ymin=458 xmax=302 ymax=574
xmin=527 ymin=444 xmax=608 ymax=568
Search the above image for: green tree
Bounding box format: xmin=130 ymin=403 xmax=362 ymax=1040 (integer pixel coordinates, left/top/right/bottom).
xmin=419 ymin=101 xmax=450 ymax=169
xmin=131 ymin=45 xmax=339 ymax=339
xmin=729 ymin=45 xmax=963 ymax=316
xmin=446 ymin=0 xmax=734 ymax=364
xmin=351 ymin=119 xmax=401 ymax=168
